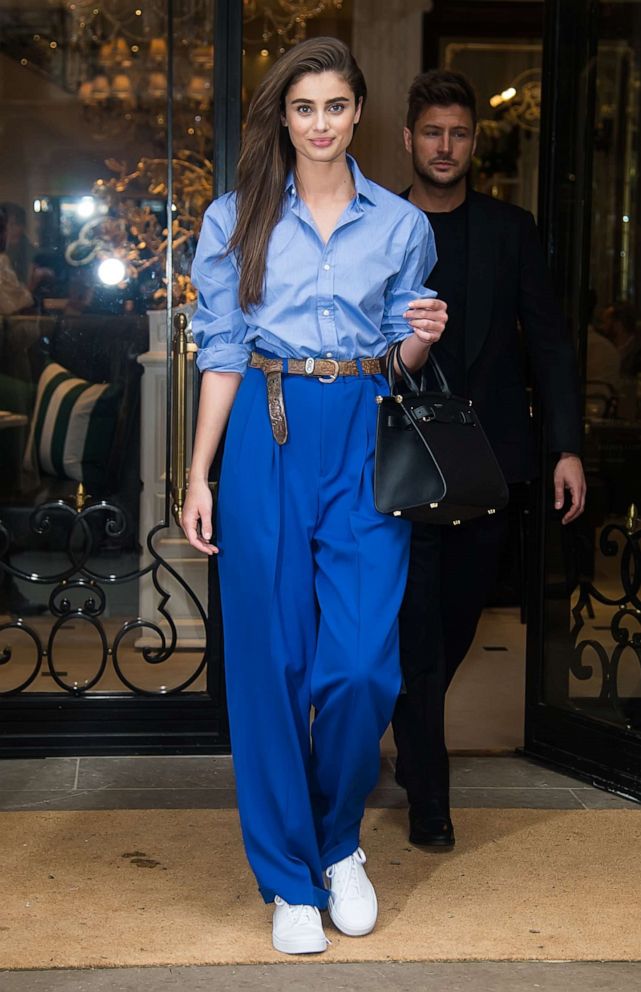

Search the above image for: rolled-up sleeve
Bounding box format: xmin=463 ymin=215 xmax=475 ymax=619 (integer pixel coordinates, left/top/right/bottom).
xmin=191 ymin=195 xmax=251 ymax=375
xmin=381 ymin=211 xmax=438 ymax=344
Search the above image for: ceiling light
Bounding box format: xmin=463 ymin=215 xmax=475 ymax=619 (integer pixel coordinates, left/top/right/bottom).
xmin=97 ymin=257 xmax=127 ymax=286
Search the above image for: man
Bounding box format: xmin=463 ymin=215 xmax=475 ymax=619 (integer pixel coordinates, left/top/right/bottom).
xmin=392 ymin=70 xmax=586 ymax=848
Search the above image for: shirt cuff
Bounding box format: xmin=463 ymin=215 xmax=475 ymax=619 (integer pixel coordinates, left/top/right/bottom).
xmin=195 ymin=343 xmax=250 ymax=376
xmin=382 ymin=326 xmax=414 ymax=345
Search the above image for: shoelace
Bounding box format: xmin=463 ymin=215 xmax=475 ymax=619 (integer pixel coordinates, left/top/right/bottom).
xmin=274 ymin=895 xmax=319 ymax=927
xmin=326 ymin=847 xmax=366 ymax=900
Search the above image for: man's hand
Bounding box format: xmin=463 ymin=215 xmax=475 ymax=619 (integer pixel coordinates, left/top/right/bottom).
xmin=554 ymin=453 xmax=586 ymax=524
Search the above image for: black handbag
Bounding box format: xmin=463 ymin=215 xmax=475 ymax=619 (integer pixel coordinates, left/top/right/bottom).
xmin=374 ymin=342 xmax=509 ymax=525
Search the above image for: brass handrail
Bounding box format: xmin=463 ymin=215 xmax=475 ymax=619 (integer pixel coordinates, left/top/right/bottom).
xmin=626 ymin=503 xmax=639 ymax=535
xmin=170 ymin=311 xmax=197 ymax=527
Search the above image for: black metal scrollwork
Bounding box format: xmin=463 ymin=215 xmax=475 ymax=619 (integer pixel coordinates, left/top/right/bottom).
xmin=0 ymin=499 xmax=207 ymax=697
xmin=571 ymin=516 xmax=641 ymax=725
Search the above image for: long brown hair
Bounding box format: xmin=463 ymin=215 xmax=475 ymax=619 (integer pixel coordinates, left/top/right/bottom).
xmin=229 ymin=37 xmax=367 ymax=311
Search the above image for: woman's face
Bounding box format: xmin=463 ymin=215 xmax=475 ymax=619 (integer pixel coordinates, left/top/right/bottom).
xmin=282 ymin=70 xmax=362 ymax=167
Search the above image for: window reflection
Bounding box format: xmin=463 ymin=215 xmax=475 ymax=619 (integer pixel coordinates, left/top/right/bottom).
xmin=0 ymin=1 xmax=213 ymax=693
xmin=548 ymin=3 xmax=641 ymax=733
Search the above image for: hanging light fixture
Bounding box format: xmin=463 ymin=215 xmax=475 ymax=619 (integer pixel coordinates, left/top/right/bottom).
xmin=57 ymin=1 xmax=214 ymax=142
xmin=243 ymin=0 xmax=344 ymax=49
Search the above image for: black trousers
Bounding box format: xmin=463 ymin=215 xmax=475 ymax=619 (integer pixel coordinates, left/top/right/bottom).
xmin=392 ymin=507 xmax=510 ymax=811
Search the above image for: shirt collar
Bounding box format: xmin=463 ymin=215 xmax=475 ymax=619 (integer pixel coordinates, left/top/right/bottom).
xmin=285 ymin=154 xmax=377 ymax=206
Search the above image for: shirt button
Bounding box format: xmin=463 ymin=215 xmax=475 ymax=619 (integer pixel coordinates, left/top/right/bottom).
xmin=322 ymin=309 xmax=330 ymax=316
xmin=326 ymin=352 xmax=333 ymax=358
xmin=323 ymin=263 xmax=331 ymax=271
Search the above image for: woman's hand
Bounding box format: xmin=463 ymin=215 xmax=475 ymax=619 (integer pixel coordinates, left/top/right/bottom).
xmin=181 ymin=478 xmax=218 ymax=555
xmin=404 ymin=297 xmax=448 ymax=346
xmin=180 ymin=370 xmax=241 ymax=555
xmin=397 ymin=297 xmax=448 ymax=372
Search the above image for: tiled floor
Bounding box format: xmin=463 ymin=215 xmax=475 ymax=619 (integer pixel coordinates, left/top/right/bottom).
xmin=2 ymin=962 xmax=640 ymax=992
xmin=0 ymin=753 xmax=637 ymax=811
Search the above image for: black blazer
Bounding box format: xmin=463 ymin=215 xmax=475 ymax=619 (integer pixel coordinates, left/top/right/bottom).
xmin=428 ymin=190 xmax=582 ymax=483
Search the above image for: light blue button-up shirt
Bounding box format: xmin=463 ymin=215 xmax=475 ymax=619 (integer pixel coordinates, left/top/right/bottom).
xmin=191 ymin=156 xmax=437 ymax=375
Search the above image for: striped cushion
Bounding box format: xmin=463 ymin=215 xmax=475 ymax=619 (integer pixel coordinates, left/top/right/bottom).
xmin=23 ymin=362 xmax=120 ymax=491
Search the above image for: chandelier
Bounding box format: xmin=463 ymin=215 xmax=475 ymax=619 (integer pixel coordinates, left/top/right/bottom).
xmin=58 ymin=1 xmax=211 ymax=44
xmin=55 ymin=1 xmax=214 ymax=145
xmin=243 ymin=0 xmax=344 ymax=51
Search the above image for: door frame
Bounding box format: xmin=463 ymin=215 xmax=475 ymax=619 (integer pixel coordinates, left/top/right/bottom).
xmin=0 ymin=0 xmax=242 ymax=757
xmin=524 ymin=0 xmax=641 ymax=801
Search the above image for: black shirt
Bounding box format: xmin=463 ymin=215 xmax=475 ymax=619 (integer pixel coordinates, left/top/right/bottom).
xmin=402 ymin=190 xmax=468 ymax=395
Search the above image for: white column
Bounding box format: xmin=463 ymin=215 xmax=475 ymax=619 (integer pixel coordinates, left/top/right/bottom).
xmin=137 ymin=308 xmax=207 ymax=648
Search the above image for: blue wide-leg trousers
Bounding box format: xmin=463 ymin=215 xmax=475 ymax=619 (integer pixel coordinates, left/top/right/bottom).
xmin=217 ymin=365 xmax=411 ymax=908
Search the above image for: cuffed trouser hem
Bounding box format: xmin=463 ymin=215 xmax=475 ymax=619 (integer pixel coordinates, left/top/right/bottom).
xmin=260 ymin=884 xmax=330 ymax=910
xmin=321 ymin=835 xmax=361 ymax=874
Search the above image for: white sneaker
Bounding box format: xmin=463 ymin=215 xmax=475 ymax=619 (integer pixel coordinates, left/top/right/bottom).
xmin=325 ymin=847 xmax=378 ymax=936
xmin=272 ymin=895 xmax=330 ymax=954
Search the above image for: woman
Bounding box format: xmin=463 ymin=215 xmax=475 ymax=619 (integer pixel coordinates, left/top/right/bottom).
xmin=184 ymin=37 xmax=446 ymax=954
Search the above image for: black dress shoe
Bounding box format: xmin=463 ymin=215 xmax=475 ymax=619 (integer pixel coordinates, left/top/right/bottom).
xmin=409 ymin=802 xmax=455 ymax=849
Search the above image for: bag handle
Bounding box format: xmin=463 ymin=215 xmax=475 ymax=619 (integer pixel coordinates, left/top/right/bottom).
xmin=387 ymin=341 xmax=452 ymax=398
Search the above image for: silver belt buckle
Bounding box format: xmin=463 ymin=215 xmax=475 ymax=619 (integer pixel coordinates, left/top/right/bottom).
xmin=318 ymin=358 xmax=339 ymax=384
xmin=304 ymin=357 xmax=315 ymax=375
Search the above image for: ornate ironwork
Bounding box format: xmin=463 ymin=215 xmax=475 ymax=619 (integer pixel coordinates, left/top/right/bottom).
xmin=570 ymin=506 xmax=641 ymax=725
xmin=0 ymin=499 xmax=207 ymax=697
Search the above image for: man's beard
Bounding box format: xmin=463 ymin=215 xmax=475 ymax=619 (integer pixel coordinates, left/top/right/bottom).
xmin=413 ymin=154 xmax=470 ymax=190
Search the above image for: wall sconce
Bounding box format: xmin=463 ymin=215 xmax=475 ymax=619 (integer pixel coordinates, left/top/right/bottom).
xmin=147 ymin=72 xmax=168 ymax=101
xmin=489 ymin=87 xmax=517 ymax=109
xmin=91 ymin=75 xmax=111 ymax=102
xmin=112 ymin=73 xmax=135 ymax=103
xmin=148 ymin=37 xmax=168 ymax=64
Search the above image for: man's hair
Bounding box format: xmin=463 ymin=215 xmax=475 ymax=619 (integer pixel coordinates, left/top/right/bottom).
xmin=406 ymin=69 xmax=477 ymax=132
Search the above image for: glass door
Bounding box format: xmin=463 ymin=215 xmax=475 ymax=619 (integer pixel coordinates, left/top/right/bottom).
xmin=0 ymin=0 xmax=237 ymax=754
xmin=525 ymin=0 xmax=641 ymax=799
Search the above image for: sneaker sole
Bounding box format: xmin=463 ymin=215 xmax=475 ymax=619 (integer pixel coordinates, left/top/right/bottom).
xmin=327 ymin=894 xmax=378 ymax=937
xmin=272 ymin=933 xmax=328 ymax=955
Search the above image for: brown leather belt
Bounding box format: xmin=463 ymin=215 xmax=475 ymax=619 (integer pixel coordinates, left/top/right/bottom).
xmin=249 ymin=351 xmax=384 ymax=445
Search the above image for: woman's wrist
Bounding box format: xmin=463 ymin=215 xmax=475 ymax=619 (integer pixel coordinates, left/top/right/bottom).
xmin=188 ymin=467 xmax=211 ymax=487
xmin=399 ymin=335 xmax=430 ymax=372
